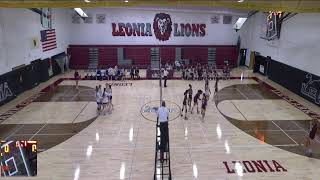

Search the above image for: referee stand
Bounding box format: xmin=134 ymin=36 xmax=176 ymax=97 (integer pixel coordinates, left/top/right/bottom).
xmin=154 ymin=117 xmax=172 ymax=180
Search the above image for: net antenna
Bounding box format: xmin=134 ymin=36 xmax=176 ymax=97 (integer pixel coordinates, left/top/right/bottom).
xmin=159 ymin=55 xmax=163 ymax=106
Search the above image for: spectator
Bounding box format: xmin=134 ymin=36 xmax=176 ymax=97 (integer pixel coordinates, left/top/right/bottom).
xmin=182 ymin=67 xmax=185 ymax=79
xmin=130 ymin=66 xmax=135 ymax=79
xmin=135 ymin=67 xmax=140 ymax=79
xmin=175 ymin=60 xmax=181 ymax=71
xmin=100 ymin=69 xmax=106 ymax=81
xmin=108 ymin=67 xmax=113 ymax=80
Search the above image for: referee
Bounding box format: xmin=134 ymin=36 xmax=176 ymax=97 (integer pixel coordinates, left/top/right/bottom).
xmin=157 ymin=101 xmax=169 ymax=161
xmin=163 ymin=68 xmax=169 ymax=87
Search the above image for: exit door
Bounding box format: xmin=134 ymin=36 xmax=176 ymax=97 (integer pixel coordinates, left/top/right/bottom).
xmin=239 ymin=49 xmax=247 ymax=66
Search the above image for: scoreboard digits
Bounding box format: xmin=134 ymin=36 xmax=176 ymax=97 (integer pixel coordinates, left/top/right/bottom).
xmin=0 ymin=140 xmax=37 ymax=176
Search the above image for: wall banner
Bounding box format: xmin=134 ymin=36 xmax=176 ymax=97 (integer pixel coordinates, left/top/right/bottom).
xmin=112 ymin=13 xmax=206 ymax=41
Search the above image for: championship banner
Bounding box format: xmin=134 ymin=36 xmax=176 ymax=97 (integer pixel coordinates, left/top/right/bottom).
xmin=41 ymin=8 xmax=52 ymax=29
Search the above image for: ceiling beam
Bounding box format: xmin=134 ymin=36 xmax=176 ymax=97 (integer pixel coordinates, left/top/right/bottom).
xmin=0 ymin=1 xmax=319 ymax=13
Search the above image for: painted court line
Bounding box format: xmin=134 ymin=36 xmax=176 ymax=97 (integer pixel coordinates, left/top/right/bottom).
xmin=44 ymin=144 xmax=300 ymax=152
xmin=29 ymin=124 xmax=47 ymax=141
xmin=71 ymin=101 xmax=90 ymax=123
xmin=272 ymin=121 xmax=298 ymax=145
xmin=235 ymin=88 xmax=249 ymax=100
xmin=5 ymin=125 xmax=25 ymax=141
xmin=291 ymin=120 xmax=320 ymax=144
xmin=230 ymin=101 xmax=247 ymax=121
xmin=15 ymin=133 xmax=76 ymax=136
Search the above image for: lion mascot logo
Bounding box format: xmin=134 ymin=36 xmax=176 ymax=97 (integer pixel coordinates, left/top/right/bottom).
xmin=153 ymin=13 xmax=172 ymax=41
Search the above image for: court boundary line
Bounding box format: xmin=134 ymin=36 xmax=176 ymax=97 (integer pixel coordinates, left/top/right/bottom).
xmin=229 ymin=101 xmax=248 ymax=121
xmin=272 ymin=121 xmax=298 ymax=145
xmin=29 ymin=124 xmax=47 ymax=141
xmin=291 ymin=120 xmax=320 ymax=144
xmin=0 ymin=76 xmax=319 ymax=124
xmin=4 ymin=125 xmax=25 ymax=141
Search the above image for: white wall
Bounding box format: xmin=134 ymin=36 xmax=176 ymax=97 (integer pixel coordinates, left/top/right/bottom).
xmin=69 ymin=8 xmax=239 ymax=45
xmin=0 ymin=8 xmax=70 ymax=74
xmin=239 ymin=12 xmax=320 ymax=76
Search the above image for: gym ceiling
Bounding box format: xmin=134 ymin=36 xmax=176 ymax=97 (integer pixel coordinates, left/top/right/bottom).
xmin=0 ymin=0 xmax=320 ymax=13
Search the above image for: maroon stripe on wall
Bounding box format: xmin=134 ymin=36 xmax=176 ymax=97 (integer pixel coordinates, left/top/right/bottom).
xmin=216 ymin=47 xmax=238 ymax=68
xmin=182 ymin=47 xmax=208 ymax=65
xmin=160 ymin=47 xmax=175 ymax=64
xmin=68 ymin=45 xmax=238 ymax=69
xmin=125 ymin=47 xmax=151 ymax=67
xmin=98 ymin=48 xmax=117 ymax=68
xmin=69 ymin=47 xmax=89 ymax=69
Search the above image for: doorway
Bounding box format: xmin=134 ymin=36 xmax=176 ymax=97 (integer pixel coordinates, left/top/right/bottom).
xmin=239 ymin=49 xmax=247 ymax=66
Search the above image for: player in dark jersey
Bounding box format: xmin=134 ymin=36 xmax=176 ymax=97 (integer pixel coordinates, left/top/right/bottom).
xmin=191 ymin=90 xmax=202 ymax=114
xmin=181 ymin=90 xmax=188 ymax=119
xmin=188 ymin=84 xmax=193 ymax=110
xmin=201 ymin=93 xmax=208 ymax=118
xmin=305 ymin=119 xmax=318 ymax=157
xmin=74 ymin=70 xmax=80 ymax=90
xmin=213 ymin=77 xmax=219 ymax=101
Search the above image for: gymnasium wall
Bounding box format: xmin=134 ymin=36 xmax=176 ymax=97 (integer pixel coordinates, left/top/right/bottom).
xmin=68 ymin=8 xmax=239 ymax=45
xmin=238 ymin=12 xmax=320 ymax=76
xmin=68 ymin=8 xmax=240 ymax=68
xmin=68 ymin=45 xmax=238 ymax=69
xmin=0 ymin=8 xmax=70 ymax=75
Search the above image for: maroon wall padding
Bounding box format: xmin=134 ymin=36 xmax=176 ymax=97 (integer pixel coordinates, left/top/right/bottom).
xmin=98 ymin=48 xmax=118 ymax=68
xmin=68 ymin=45 xmax=238 ymax=69
xmin=125 ymin=47 xmax=151 ymax=68
xmin=160 ymin=47 xmax=175 ymax=65
xmin=216 ymin=47 xmax=237 ymax=68
xmin=182 ymin=47 xmax=208 ymax=65
xmin=69 ymin=47 xmax=89 ymax=69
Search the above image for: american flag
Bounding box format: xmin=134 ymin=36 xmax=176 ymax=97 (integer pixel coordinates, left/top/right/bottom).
xmin=40 ymin=29 xmax=57 ymax=52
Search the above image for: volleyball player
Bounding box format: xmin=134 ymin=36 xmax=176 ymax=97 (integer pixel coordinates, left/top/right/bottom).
xmin=107 ymin=84 xmax=113 ymax=111
xmin=102 ymin=88 xmax=109 ymax=115
xmin=74 ymin=70 xmax=80 ymax=90
xmin=205 ymin=83 xmax=211 ymax=100
xmin=95 ymin=86 xmax=102 ymax=113
xmin=191 ymin=90 xmax=202 ymax=114
xmin=213 ymin=78 xmax=219 ymax=101
xmin=205 ymin=73 xmax=209 ymax=87
xmin=213 ymin=69 xmax=218 ymax=80
xmin=181 ymin=90 xmax=188 ymax=119
xmin=188 ymin=84 xmax=193 ymax=111
xmin=201 ymin=92 xmax=208 ymax=118
xmin=305 ymin=119 xmax=318 ymax=157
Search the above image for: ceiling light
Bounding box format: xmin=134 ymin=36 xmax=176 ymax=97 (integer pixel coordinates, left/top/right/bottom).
xmin=74 ymin=8 xmax=88 ymax=18
xmin=238 ymin=0 xmax=244 ymax=2
xmin=233 ymin=17 xmax=247 ymax=30
xmin=125 ymin=0 xmax=129 ymax=2
xmin=84 ymin=0 xmax=90 ymax=2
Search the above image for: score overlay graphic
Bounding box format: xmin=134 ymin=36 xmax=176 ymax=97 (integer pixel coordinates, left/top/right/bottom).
xmin=0 ymin=140 xmax=37 ymax=177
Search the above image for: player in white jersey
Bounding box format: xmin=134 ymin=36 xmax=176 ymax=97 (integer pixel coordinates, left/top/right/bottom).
xmin=106 ymin=84 xmax=113 ymax=111
xmin=95 ymin=86 xmax=102 ymax=114
xmin=101 ymin=88 xmax=109 ymax=115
